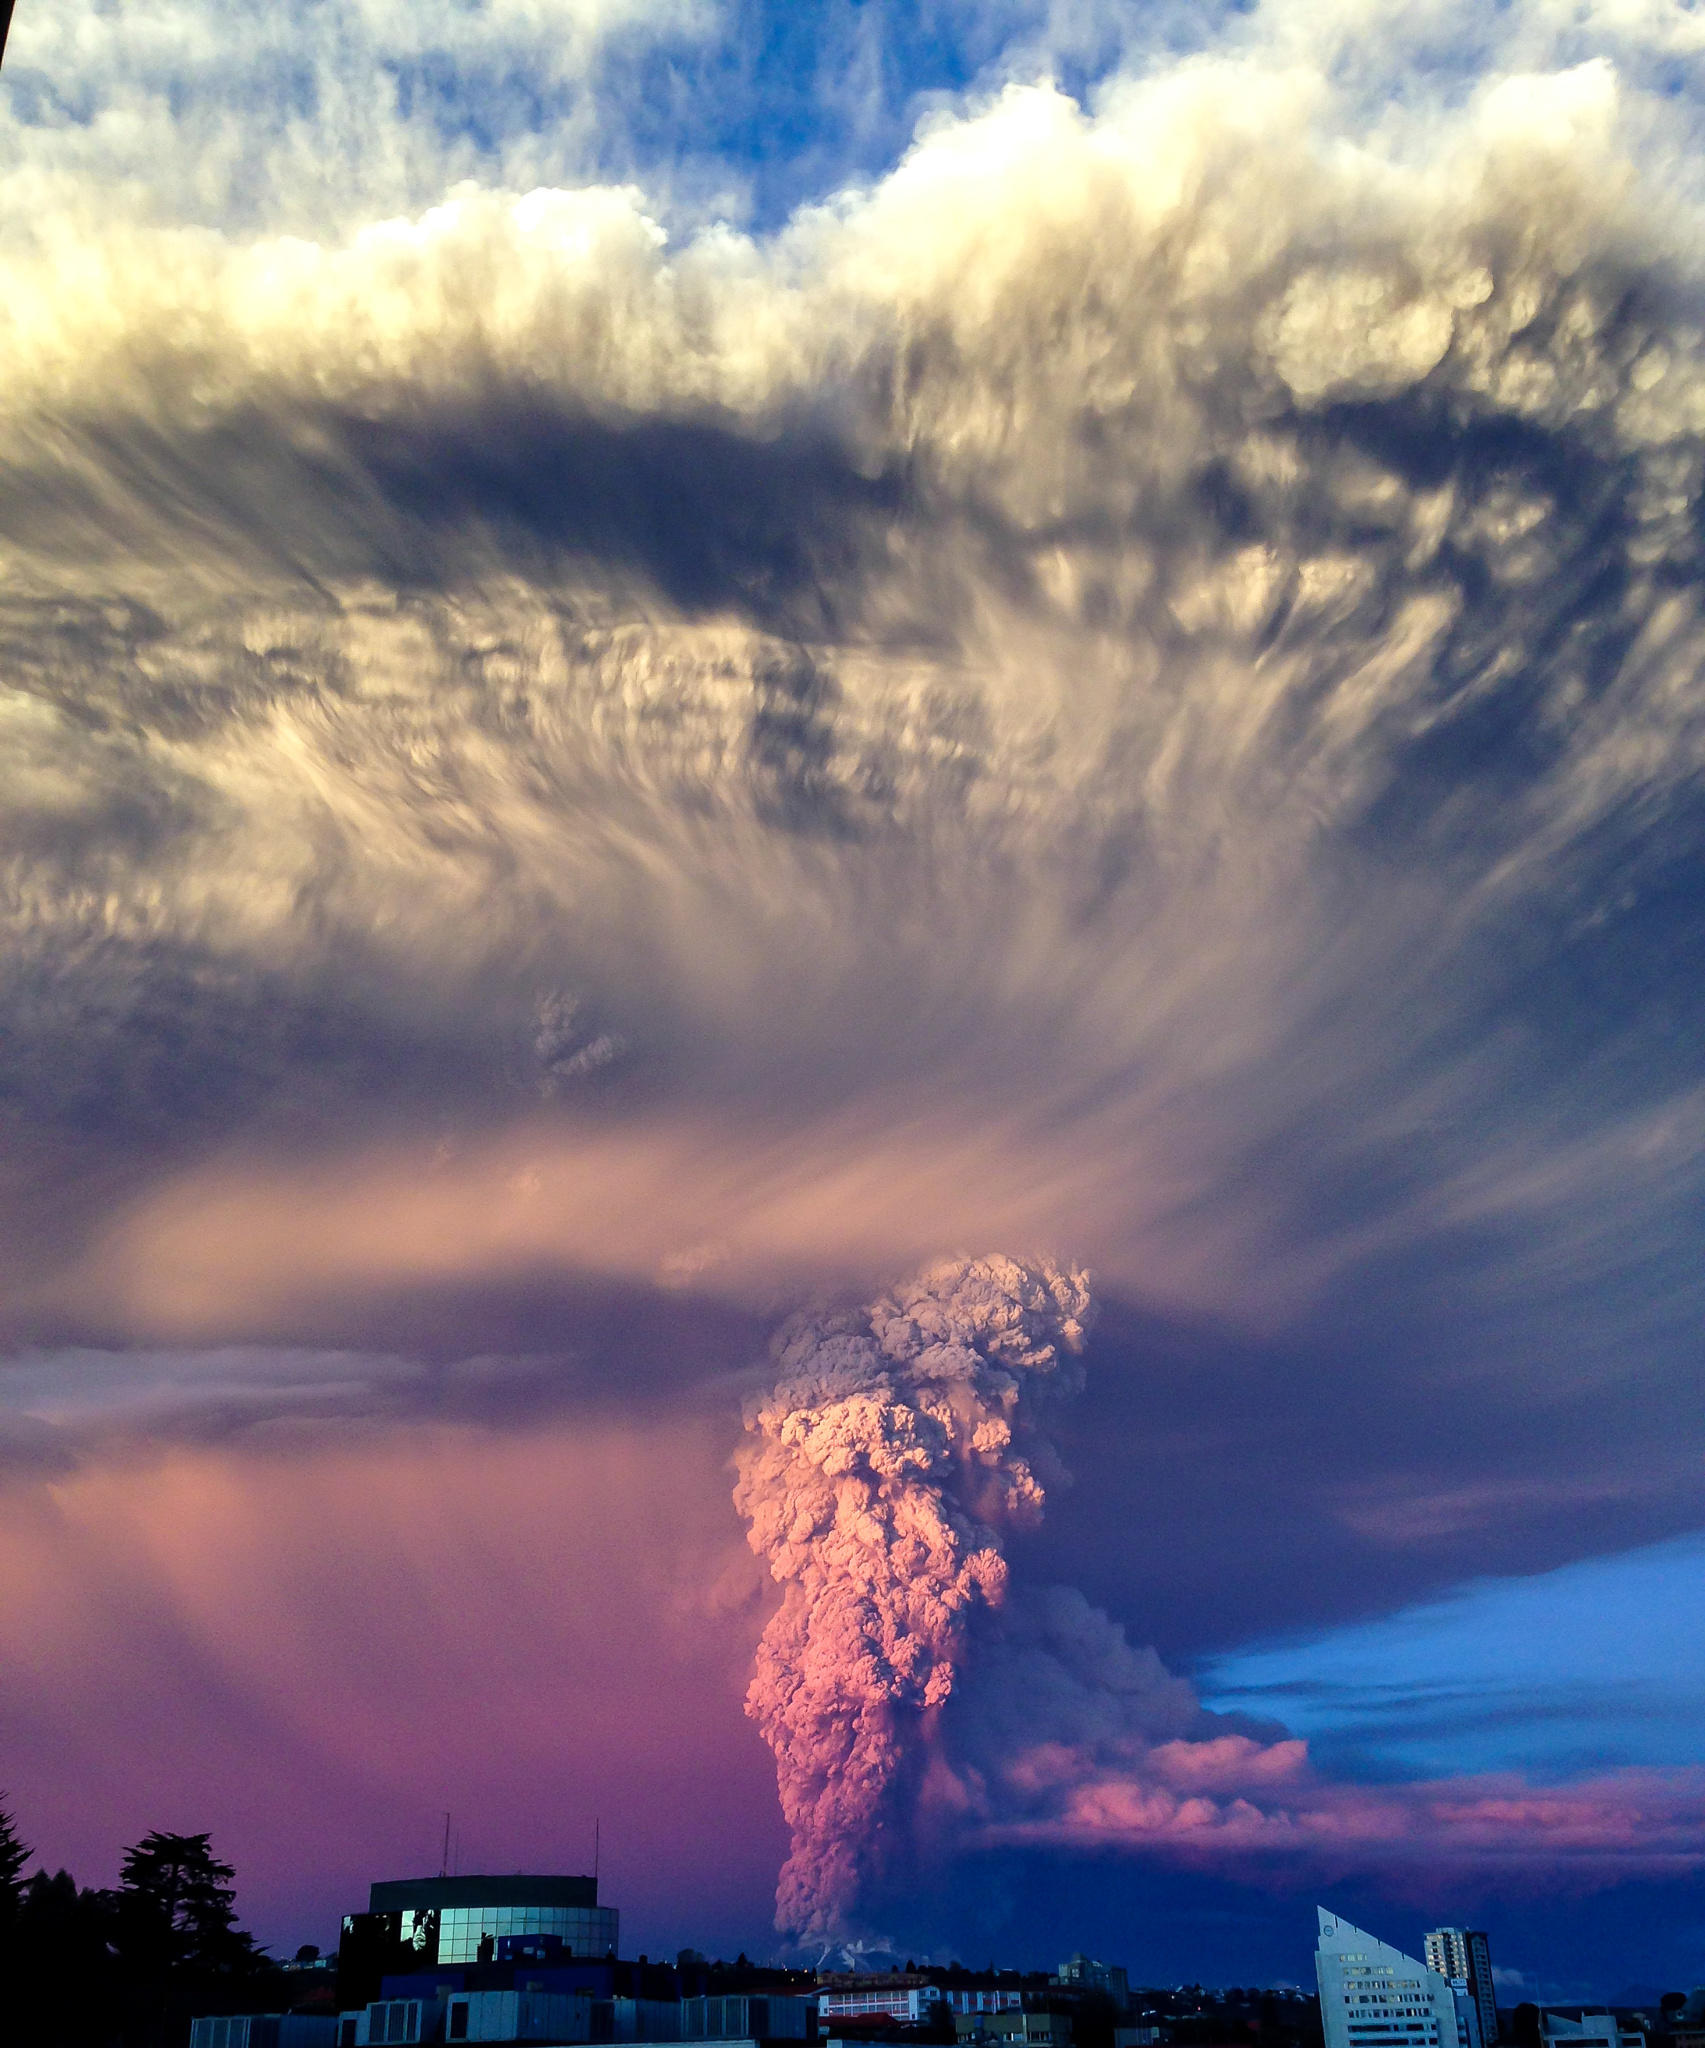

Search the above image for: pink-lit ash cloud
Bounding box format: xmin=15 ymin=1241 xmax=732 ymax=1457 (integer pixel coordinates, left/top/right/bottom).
xmin=973 ymin=1742 xmax=1705 ymax=1879
xmin=730 ymin=1261 xmax=1705 ymax=1939
xmin=734 ymin=1256 xmax=1092 ymax=1937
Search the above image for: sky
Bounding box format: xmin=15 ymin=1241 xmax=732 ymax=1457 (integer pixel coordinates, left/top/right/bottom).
xmin=3 ymin=0 xmax=1705 ymax=1998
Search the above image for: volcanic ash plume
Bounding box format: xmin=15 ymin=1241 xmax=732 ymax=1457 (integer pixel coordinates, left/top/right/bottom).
xmin=732 ymin=1254 xmax=1093 ymax=1938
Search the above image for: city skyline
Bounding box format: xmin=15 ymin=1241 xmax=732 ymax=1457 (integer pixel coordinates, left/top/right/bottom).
xmin=2 ymin=0 xmax=1705 ymax=2006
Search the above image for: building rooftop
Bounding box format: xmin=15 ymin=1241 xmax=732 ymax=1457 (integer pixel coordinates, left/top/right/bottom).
xmin=368 ymin=1874 xmax=600 ymax=1912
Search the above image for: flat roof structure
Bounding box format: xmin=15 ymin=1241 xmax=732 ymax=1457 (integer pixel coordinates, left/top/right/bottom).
xmin=368 ymin=1876 xmax=599 ymax=1913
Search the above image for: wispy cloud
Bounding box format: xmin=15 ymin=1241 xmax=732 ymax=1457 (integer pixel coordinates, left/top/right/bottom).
xmin=1200 ymin=1533 xmax=1705 ymax=1776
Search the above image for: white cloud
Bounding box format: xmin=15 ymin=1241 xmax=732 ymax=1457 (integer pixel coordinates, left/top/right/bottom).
xmin=0 ymin=0 xmax=714 ymax=233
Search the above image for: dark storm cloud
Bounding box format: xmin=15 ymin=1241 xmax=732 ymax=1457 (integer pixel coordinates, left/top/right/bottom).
xmin=0 ymin=1270 xmax=775 ymax=1479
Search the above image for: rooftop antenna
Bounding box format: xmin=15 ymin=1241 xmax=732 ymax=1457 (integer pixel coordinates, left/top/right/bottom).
xmin=593 ymin=1817 xmax=600 ymax=1883
xmin=440 ymin=1812 xmax=452 ymax=1879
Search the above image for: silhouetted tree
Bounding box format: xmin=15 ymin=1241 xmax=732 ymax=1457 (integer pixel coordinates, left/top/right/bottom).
xmin=116 ymin=1832 xmax=256 ymax=1977
xmin=0 ymin=1797 xmax=28 ymax=1885
xmin=921 ymin=2000 xmax=957 ymax=2044
xmin=0 ymin=1794 xmax=30 ymax=1952
xmin=114 ymin=1831 xmax=263 ymax=2048
xmin=12 ymin=1867 xmax=122 ymax=2047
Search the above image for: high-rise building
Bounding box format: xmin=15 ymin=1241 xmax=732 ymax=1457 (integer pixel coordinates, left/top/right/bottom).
xmin=1316 ymin=1909 xmax=1466 ymax=2048
xmin=1425 ymin=1931 xmax=1497 ymax=2048
xmin=1056 ymin=1956 xmax=1133 ymax=2010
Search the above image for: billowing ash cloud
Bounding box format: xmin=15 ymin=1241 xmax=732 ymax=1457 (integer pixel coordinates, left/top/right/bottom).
xmin=929 ymin=1586 xmax=1705 ymax=1882
xmin=732 ymin=1255 xmax=1092 ymax=1937
xmin=12 ymin=0 xmax=1705 ymax=1959
xmin=17 ymin=42 xmax=1705 ymax=1371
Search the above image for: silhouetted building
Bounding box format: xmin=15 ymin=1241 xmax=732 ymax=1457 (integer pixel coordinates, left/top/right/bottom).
xmin=682 ymin=1997 xmax=813 ymax=2039
xmin=954 ymin=2015 xmax=1072 ymax=2048
xmin=948 ymin=1992 xmax=1026 ymax=2018
xmin=344 ymin=1994 xmax=441 ymax=2046
xmin=446 ymin=1989 xmax=594 ymax=2042
xmin=605 ymin=1996 xmax=688 ymax=2040
xmin=191 ymin=2022 xmax=338 ymax=2048
xmin=1056 ymin=1959 xmax=1131 ymax=2012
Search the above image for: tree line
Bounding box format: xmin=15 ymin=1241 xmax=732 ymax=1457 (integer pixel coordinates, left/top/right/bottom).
xmin=0 ymin=1797 xmax=289 ymax=2048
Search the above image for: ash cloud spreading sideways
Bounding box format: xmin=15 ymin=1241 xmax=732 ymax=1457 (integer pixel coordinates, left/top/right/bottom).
xmin=733 ymin=1255 xmax=1092 ymax=1938
xmin=11 ymin=0 xmax=1705 ymax=1953
xmin=14 ymin=37 xmax=1705 ymax=1366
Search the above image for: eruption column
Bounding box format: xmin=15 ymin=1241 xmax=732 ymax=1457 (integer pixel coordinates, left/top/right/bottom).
xmin=733 ymin=1254 xmax=1092 ymax=1939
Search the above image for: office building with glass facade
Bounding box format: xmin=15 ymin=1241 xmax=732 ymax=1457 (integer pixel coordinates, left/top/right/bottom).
xmin=359 ymin=1876 xmax=617 ymax=1970
xmin=1316 ymin=1909 xmax=1461 ymax=2048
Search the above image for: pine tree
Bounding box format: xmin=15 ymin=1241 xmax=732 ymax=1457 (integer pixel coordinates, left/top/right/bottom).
xmin=0 ymin=1795 xmax=30 ymax=1966
xmin=0 ymin=1795 xmax=30 ymax=1905
xmin=115 ymin=1829 xmax=257 ymax=1977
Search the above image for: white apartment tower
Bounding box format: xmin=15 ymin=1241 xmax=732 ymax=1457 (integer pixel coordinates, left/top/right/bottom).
xmin=1316 ymin=1910 xmax=1475 ymax=2048
xmin=1425 ymin=1929 xmax=1498 ymax=2048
